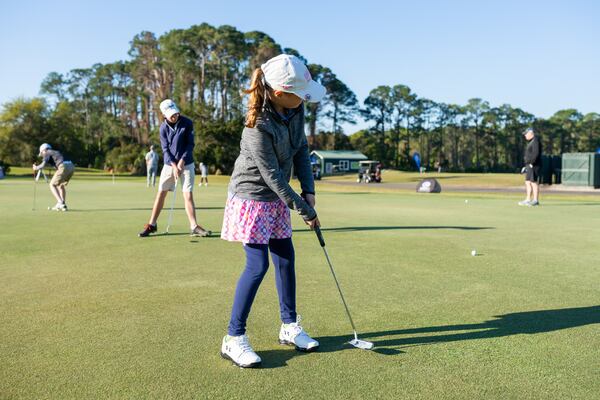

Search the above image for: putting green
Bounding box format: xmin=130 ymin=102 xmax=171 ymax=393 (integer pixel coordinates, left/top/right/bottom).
xmin=1 ymin=176 xmax=599 ymax=399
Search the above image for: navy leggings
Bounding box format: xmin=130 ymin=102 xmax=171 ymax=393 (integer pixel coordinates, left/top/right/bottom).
xmin=228 ymin=238 xmax=296 ymax=336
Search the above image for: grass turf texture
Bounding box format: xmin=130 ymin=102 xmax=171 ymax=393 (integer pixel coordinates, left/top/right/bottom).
xmin=323 ymin=170 xmax=525 ymax=187
xmin=1 ymin=175 xmax=599 ymax=399
xmin=10 ymin=167 xmax=526 ymax=187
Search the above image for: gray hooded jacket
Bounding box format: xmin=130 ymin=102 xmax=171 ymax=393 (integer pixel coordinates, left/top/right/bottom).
xmin=228 ymin=102 xmax=316 ymax=221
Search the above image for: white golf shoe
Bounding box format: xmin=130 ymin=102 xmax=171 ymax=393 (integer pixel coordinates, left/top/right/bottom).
xmin=221 ymin=334 xmax=261 ymax=368
xmin=279 ymin=315 xmax=319 ymax=352
xmin=518 ymin=200 xmax=531 ymax=206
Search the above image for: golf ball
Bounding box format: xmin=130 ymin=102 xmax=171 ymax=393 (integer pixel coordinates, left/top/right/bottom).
xmin=471 ymin=250 xmax=477 ymax=256
xmin=465 ymin=199 xmax=469 ymax=204
xmin=47 ymin=206 xmax=51 ymax=210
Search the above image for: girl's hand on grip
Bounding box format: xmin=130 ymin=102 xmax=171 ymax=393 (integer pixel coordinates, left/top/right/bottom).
xmin=306 ymin=216 xmax=320 ymax=230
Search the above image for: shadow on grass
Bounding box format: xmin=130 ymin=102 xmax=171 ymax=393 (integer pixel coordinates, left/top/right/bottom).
xmin=321 ymin=192 xmax=373 ymax=195
xmin=132 ymin=226 xmax=491 ymax=242
xmin=71 ymin=206 xmax=223 ymax=212
xmin=293 ymin=225 xmax=494 ymax=234
xmin=547 ymin=202 xmax=600 ymax=206
xmin=144 ymin=232 xmax=190 ymax=237
xmin=144 ymin=231 xmax=221 ymax=238
xmin=406 ymin=175 xmax=464 ymax=182
xmin=259 ymin=305 xmax=599 ymax=368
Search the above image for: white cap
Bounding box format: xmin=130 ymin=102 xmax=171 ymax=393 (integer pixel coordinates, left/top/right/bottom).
xmin=159 ymin=99 xmax=180 ymax=118
xmin=39 ymin=143 xmax=51 ymax=156
xmin=261 ymin=54 xmax=326 ymax=103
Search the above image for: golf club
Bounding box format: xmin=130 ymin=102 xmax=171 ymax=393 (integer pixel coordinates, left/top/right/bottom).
xmin=165 ymin=178 xmax=178 ymax=234
xmin=314 ymin=226 xmax=374 ymax=350
xmin=32 ymin=169 xmax=42 ymax=211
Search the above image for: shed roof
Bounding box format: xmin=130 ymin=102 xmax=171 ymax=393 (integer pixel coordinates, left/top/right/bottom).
xmin=311 ymin=150 xmax=368 ymax=160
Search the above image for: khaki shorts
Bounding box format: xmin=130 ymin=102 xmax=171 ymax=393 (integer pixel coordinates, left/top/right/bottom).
xmin=51 ymin=162 xmax=74 ymax=186
xmin=158 ymin=163 xmax=195 ymax=192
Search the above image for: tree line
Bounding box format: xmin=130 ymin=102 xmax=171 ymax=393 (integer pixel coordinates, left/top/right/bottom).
xmin=352 ymin=90 xmax=599 ymax=171
xmin=1 ymin=23 xmax=598 ymax=174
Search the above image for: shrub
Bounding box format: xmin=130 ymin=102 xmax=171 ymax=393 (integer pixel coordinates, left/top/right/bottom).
xmin=104 ymin=144 xmax=146 ymax=174
xmin=0 ymin=160 xmax=10 ymax=175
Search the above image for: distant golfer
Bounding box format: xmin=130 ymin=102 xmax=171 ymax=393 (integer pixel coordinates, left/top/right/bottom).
xmin=198 ymin=162 xmax=208 ymax=186
xmin=145 ymin=145 xmax=159 ymax=187
xmin=519 ymin=128 xmax=542 ymax=206
xmin=33 ymin=143 xmax=74 ymax=211
xmin=219 ymin=54 xmax=325 ymax=368
xmin=138 ymin=99 xmax=211 ymax=237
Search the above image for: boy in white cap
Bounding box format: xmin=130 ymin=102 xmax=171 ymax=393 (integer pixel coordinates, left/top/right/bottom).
xmin=220 ymin=54 xmax=326 ymax=368
xmin=138 ymin=100 xmax=211 ymax=237
xmin=33 ymin=144 xmax=75 ymax=211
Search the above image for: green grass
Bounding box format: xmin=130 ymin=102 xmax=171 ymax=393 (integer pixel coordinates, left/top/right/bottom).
xmin=10 ymin=167 xmax=524 ymax=186
xmin=1 ymin=176 xmax=599 ymax=399
xmin=325 ymin=170 xmax=524 ymax=187
xmin=8 ymin=166 xmax=143 ymax=180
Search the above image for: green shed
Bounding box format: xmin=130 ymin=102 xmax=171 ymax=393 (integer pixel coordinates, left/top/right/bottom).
xmin=310 ymin=150 xmax=368 ymax=175
xmin=561 ymin=153 xmax=600 ymax=188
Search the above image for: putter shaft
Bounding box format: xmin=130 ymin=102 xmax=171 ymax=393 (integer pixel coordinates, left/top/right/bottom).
xmin=317 ymin=227 xmax=359 ymax=337
xmin=315 ymin=227 xmax=373 ymax=349
xmin=32 ymin=170 xmax=42 ymax=211
xmin=165 ymin=179 xmax=178 ymax=233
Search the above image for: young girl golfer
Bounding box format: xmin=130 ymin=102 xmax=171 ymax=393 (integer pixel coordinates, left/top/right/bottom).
xmin=220 ymin=54 xmax=326 ymax=368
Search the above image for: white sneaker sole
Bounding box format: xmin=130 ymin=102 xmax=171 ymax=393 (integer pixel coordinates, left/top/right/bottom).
xmin=220 ymin=352 xmax=261 ymax=368
xmin=279 ymin=339 xmax=319 ymax=352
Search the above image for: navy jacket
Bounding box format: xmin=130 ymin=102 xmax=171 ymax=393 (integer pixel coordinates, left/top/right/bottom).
xmin=159 ymin=116 xmax=195 ymax=166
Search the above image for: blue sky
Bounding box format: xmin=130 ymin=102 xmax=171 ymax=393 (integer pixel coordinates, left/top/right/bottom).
xmin=1 ymin=0 xmax=598 ymax=132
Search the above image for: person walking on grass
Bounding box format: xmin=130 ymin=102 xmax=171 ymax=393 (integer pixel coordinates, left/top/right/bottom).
xmin=138 ymin=99 xmax=211 ymax=237
xmin=519 ymin=128 xmax=542 ymax=207
xmin=33 ymin=143 xmax=74 ymax=211
xmin=198 ymin=162 xmax=208 ymax=186
xmin=145 ymin=145 xmax=159 ymax=187
xmin=220 ymin=54 xmax=326 ymax=368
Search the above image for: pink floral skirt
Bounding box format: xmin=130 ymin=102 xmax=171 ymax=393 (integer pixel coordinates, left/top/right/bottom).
xmin=221 ymin=195 xmax=292 ymax=244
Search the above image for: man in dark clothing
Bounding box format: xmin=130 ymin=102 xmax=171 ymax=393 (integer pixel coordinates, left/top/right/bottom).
xmin=518 ymin=128 xmax=542 ymax=206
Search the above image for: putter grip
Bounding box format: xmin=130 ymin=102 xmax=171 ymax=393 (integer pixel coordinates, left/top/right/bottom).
xmin=315 ymin=226 xmax=326 ymax=247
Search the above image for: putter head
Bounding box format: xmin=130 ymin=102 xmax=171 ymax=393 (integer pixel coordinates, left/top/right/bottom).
xmin=349 ymin=338 xmax=374 ymax=350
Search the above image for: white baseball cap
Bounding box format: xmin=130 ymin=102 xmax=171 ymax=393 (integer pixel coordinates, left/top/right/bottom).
xmin=39 ymin=143 xmax=51 ymax=156
xmin=261 ymin=54 xmax=326 ymax=103
xmin=159 ymin=99 xmax=180 ymax=118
